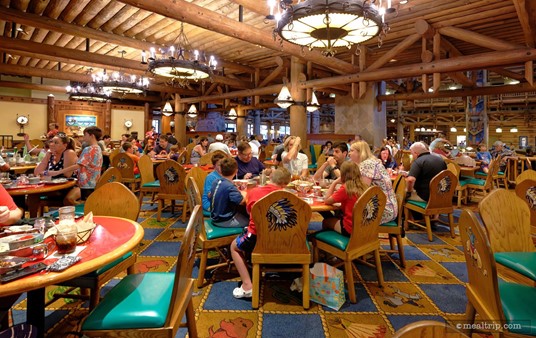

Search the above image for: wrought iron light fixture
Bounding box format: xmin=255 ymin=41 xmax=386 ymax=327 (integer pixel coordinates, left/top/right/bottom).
xmin=274 ymin=84 xmax=294 ymax=109
xmin=306 ymin=91 xmax=320 ymax=112
xmin=92 ymin=70 xmax=149 ymax=96
xmin=66 ymin=83 xmax=110 ymax=102
xmin=228 ymin=107 xmax=237 ymax=120
xmin=268 ymin=0 xmax=401 ymax=57
xmin=187 ymin=104 xmax=198 ymax=118
xmin=142 ymin=23 xmax=218 ymax=87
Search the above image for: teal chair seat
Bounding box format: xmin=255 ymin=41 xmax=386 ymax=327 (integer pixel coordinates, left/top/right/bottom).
xmin=314 ymin=230 xmax=348 ymax=251
xmin=459 ymin=180 xmax=471 ymax=186
xmin=406 ymin=200 xmax=427 ymax=209
xmin=499 ymin=280 xmax=536 ymax=335
xmin=82 ymin=273 xmax=173 ymax=330
xmin=48 ymin=203 xmax=85 ymax=218
xmin=202 ymin=210 xmax=211 ymax=218
xmin=134 ymin=173 xmax=141 ymax=179
xmin=86 ymin=252 xmax=133 ymax=277
xmin=380 ymin=220 xmax=397 ymax=227
xmin=464 ymin=178 xmax=485 ymax=186
xmin=204 ymin=220 xmax=243 ymax=240
xmin=308 ymin=164 xmax=317 ymax=170
xmin=495 ymin=252 xmax=536 ymax=281
xmin=142 ymin=180 xmax=160 ymax=188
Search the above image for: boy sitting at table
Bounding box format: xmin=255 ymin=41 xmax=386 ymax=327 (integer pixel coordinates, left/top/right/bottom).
xmin=209 ymin=157 xmax=248 ymax=228
xmin=230 ymin=167 xmax=291 ymax=299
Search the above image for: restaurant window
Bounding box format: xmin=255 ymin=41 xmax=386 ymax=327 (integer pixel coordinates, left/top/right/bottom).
xmin=225 ymin=122 xmax=236 ymax=132
xmin=152 ymin=119 xmax=160 ymax=134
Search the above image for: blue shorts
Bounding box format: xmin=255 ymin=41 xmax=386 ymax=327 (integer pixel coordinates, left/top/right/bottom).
xmin=235 ymin=229 xmax=257 ymax=253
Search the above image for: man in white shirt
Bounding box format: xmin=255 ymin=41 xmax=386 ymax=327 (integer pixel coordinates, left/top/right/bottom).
xmin=248 ymin=135 xmax=261 ymax=159
xmin=208 ymin=134 xmax=231 ymax=155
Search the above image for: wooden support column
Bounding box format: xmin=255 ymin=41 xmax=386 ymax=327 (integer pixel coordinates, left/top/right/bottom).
xmin=174 ymin=95 xmax=186 ymax=147
xmin=47 ymin=94 xmax=55 ymax=133
xmin=105 ymin=100 xmax=111 ymax=135
xmin=432 ymin=32 xmax=441 ymax=93
xmin=289 ymin=56 xmax=306 ymax=149
xmin=236 ymin=105 xmax=247 ymax=137
xmin=144 ymin=102 xmax=151 ymax=134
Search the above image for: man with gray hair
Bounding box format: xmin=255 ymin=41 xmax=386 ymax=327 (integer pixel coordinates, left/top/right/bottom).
xmin=405 ymin=141 xmax=446 ymax=202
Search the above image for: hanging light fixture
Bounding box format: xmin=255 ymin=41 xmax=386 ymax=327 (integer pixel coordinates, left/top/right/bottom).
xmin=162 ymin=101 xmax=174 ymax=117
xmin=510 ymin=126 xmax=518 ymax=133
xmin=450 ymin=126 xmax=457 ymax=132
xmin=142 ymin=23 xmax=217 ymax=87
xmin=415 ymin=127 xmax=421 ymax=132
xmin=66 ymin=83 xmax=110 ymax=102
xmin=228 ymin=107 xmax=237 ymax=120
xmin=496 ymin=127 xmax=503 ymax=133
xmin=306 ymin=91 xmax=321 ymax=112
xmin=268 ymin=0 xmax=403 ymax=57
xmin=187 ymin=104 xmax=198 ymax=118
xmin=275 ymin=84 xmax=294 ymax=109
xmin=92 ymin=70 xmax=149 ymax=96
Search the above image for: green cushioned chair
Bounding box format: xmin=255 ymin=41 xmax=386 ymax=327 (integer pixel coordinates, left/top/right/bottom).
xmin=137 ymin=155 xmax=159 ymax=206
xmin=81 ymin=205 xmax=201 ymax=338
xmin=313 ymin=186 xmax=387 ymax=303
xmin=459 ymin=209 xmax=536 ymax=337
xmin=379 ymin=176 xmax=406 ymax=267
xmin=495 ymin=252 xmax=536 ymax=282
xmin=185 ymin=177 xmax=242 ymax=288
xmin=404 ymin=170 xmax=457 ymax=242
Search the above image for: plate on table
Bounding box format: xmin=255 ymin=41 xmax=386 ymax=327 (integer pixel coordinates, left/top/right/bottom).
xmin=43 ymin=178 xmax=68 ymax=185
xmin=0 ymin=256 xmax=30 ymax=275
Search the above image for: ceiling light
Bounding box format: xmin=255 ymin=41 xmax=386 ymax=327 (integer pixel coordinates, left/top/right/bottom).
xmin=66 ymin=84 xmax=110 ymax=102
xmin=92 ymin=69 xmax=149 ymax=96
xmin=228 ymin=108 xmax=237 ymax=120
xmin=496 ymin=127 xmax=502 ymax=133
xmin=450 ymin=127 xmax=457 ymax=132
xmin=449 ymin=85 xmax=457 ymax=90
xmin=463 ymin=127 xmax=467 ymax=132
xmin=162 ymin=101 xmax=173 ymax=116
xmin=415 ymin=127 xmax=421 ymax=132
xmin=390 ymin=119 xmax=396 ymax=123
xmin=142 ymin=23 xmax=217 ymax=87
xmin=510 ymin=126 xmax=518 ymax=133
xmin=269 ymin=0 xmax=391 ymax=57
xmin=275 ymin=84 xmax=294 ymax=109
xmin=187 ymin=104 xmax=198 ymax=118
xmin=306 ymin=91 xmax=321 ymax=112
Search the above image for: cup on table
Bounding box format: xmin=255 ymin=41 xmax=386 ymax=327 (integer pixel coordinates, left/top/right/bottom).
xmin=313 ymin=186 xmax=322 ymax=198
xmin=55 ymin=228 xmax=77 ymax=255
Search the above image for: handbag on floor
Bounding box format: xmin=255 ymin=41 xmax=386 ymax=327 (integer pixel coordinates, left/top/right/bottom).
xmin=309 ymin=262 xmax=346 ymax=310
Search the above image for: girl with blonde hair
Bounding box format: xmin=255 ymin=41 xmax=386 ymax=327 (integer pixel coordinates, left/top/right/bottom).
xmin=323 ymin=161 xmax=368 ymax=236
xmin=348 ymin=140 xmax=397 ymax=224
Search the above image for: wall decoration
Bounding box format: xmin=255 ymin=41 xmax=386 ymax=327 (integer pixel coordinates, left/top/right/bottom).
xmin=519 ymin=136 xmax=528 ymax=149
xmin=65 ymin=115 xmax=98 ymax=135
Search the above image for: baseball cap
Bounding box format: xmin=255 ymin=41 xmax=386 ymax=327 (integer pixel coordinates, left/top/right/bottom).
xmin=215 ymin=134 xmax=224 ymax=141
xmin=493 ymin=140 xmax=504 ymax=147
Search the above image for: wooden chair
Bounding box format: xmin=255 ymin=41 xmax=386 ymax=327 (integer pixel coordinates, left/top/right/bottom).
xmin=312 ymin=186 xmax=387 ymax=303
xmin=251 ymin=190 xmax=312 ymax=309
xmin=111 ymin=152 xmax=141 ymax=192
xmin=184 ymin=142 xmax=196 ymax=164
xmin=155 ymin=160 xmax=188 ymax=222
xmin=186 ymin=177 xmax=242 ymax=288
xmin=185 ymin=167 xmax=207 ymax=207
xmin=138 ymin=154 xmax=160 ymax=206
xmin=459 ymin=209 xmax=536 ymax=337
xmin=108 ymin=147 xmax=120 ymax=163
xmin=198 ymin=150 xmax=229 ymax=166
xmin=392 ymin=320 xmax=469 ymax=338
xmin=95 ymin=167 xmax=122 ymax=190
xmin=175 ymin=148 xmax=187 ymax=164
xmin=463 ymin=158 xmax=497 ymax=201
xmin=515 ymin=178 xmax=536 ymax=245
xmin=447 ymin=162 xmax=468 ymax=207
xmin=479 ymin=189 xmax=536 ymax=287
xmin=55 ymin=182 xmax=140 ymax=309
xmin=404 ymin=170 xmax=458 ymax=242
xmin=379 ymin=175 xmax=407 ymax=267
xmin=316 ymin=153 xmax=326 ymax=168
xmin=516 ymin=169 xmax=536 ymax=185
xmin=81 ymin=205 xmax=201 ymax=338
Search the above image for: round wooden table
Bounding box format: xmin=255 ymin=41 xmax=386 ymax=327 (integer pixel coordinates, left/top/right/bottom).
xmin=7 ymin=180 xmax=77 ymax=218
xmin=0 ymin=216 xmax=144 ymax=337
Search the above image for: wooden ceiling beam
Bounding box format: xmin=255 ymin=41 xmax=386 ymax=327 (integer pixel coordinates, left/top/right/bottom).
xmin=116 ymin=0 xmax=359 ymax=74
xmin=301 ymin=48 xmax=536 ymax=89
xmin=378 ymin=82 xmax=536 ymax=101
xmin=0 ymin=36 xmax=252 ymax=90
xmin=511 ymin=0 xmax=535 ymax=48
xmin=0 ymin=6 xmax=254 ymax=75
xmin=438 ymin=26 xmax=524 ymax=51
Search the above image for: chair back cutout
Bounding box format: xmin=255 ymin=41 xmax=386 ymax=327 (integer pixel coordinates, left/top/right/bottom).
xmin=426 ymin=170 xmax=458 ymax=209
xmin=95 ymin=167 xmax=122 ymax=190
xmin=156 ymin=160 xmax=187 ymax=195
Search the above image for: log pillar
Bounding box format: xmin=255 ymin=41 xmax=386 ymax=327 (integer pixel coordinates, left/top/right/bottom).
xmin=236 ymin=105 xmax=247 ymax=137
xmin=174 ymin=95 xmax=186 ymax=147
xmin=47 ymin=94 xmax=55 ymax=133
xmin=144 ymin=102 xmax=151 ymax=135
xmin=289 ymin=56 xmax=306 ymax=149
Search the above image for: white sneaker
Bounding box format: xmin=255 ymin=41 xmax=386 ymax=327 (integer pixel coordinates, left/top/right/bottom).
xmin=233 ymin=285 xmax=252 ymax=299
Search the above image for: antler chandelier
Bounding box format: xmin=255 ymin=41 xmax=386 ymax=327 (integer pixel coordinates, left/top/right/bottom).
xmin=91 ymin=70 xmax=149 ymax=96
xmin=66 ymin=83 xmax=110 ymax=102
xmin=142 ymin=22 xmax=218 ymax=87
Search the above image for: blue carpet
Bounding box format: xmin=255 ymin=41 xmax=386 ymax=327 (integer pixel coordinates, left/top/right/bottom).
xmin=419 ymin=284 xmax=467 ymax=313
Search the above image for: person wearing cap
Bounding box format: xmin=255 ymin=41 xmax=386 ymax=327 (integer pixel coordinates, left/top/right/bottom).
xmin=491 ymin=140 xmax=516 ymax=171
xmin=208 ymin=134 xmax=231 ymax=155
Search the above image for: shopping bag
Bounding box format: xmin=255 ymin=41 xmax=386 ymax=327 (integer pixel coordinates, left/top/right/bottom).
xmin=309 ymin=262 xmax=346 ymax=310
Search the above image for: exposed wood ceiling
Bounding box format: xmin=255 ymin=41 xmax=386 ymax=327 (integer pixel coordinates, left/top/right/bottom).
xmin=0 ymin=0 xmax=535 ymax=108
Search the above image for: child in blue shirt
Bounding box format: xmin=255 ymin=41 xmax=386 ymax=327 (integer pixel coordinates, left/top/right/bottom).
xmin=476 ymin=144 xmax=492 ymax=173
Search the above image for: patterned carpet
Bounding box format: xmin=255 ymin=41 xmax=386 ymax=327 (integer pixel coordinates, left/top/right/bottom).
xmin=8 ymin=200 xmax=486 ymax=338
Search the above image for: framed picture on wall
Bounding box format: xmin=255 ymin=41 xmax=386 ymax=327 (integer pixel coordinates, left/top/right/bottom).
xmin=519 ymin=136 xmax=528 ymax=149
xmin=65 ymin=115 xmax=97 ymax=135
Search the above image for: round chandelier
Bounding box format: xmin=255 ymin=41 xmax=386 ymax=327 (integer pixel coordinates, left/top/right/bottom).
xmin=92 ymin=70 xmax=149 ymax=96
xmin=66 ymin=83 xmax=110 ymax=102
xmin=270 ymin=0 xmax=395 ymax=57
xmin=142 ymin=23 xmax=217 ymax=87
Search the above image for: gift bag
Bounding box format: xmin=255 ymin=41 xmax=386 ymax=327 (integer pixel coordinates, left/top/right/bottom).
xmin=309 ymin=262 xmax=346 ymax=310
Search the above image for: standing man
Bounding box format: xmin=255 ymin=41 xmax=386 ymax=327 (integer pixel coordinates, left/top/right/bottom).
xmin=313 ymin=142 xmax=348 ymax=181
xmin=405 ymin=141 xmax=446 ymax=202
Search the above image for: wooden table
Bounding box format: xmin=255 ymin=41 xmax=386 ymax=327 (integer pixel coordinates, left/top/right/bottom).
xmin=7 ymin=180 xmax=77 ymax=217
xmin=0 ymin=216 xmax=144 ymax=338
xmin=9 ymin=163 xmax=37 ymax=175
xmin=459 ymin=166 xmax=480 ymax=177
